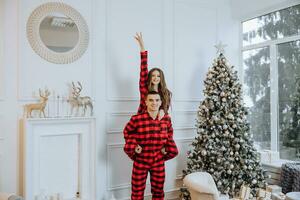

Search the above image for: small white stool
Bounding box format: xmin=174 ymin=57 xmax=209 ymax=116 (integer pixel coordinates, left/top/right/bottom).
xmin=183 ymin=172 xmax=229 ymax=200
xmin=286 ymin=192 xmax=300 ymax=200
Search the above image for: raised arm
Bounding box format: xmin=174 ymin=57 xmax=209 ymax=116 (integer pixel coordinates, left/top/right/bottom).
xmin=135 ymin=33 xmax=148 ymax=114
xmin=134 ymin=32 xmax=145 ymax=52
xmin=163 ymin=117 xmax=178 ymax=161
xmin=123 ymin=116 xmax=138 ymax=160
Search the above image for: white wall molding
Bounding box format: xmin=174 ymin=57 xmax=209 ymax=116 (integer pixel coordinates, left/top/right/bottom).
xmin=173 ymin=110 xmax=197 ymax=129
xmin=173 ymin=98 xmax=202 ymax=102
xmin=106 ymin=97 xmax=139 ymax=101
xmin=107 ymin=125 xmax=196 ymax=135
xmin=174 ymin=137 xmax=194 ymax=178
xmin=106 ymin=110 xmax=197 ymax=134
xmin=106 ymin=143 xmax=147 ymax=191
xmin=106 ymin=112 xmax=134 ymax=134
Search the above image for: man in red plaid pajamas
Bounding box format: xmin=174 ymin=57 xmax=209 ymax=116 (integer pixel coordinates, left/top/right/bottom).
xmin=123 ymin=91 xmax=178 ymax=200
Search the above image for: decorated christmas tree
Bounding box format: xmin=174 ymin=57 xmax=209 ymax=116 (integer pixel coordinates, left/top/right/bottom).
xmin=181 ymin=44 xmax=266 ymax=198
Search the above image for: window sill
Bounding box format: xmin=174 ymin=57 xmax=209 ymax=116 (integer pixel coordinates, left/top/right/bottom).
xmin=261 ymin=159 xmax=294 ymax=168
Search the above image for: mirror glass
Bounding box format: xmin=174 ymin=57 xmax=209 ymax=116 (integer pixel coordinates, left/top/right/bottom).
xmin=39 ymin=13 xmax=79 ymax=53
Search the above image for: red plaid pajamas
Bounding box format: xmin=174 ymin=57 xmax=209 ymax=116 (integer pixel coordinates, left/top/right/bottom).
xmin=123 ymin=113 xmax=178 ymax=200
xmin=137 ymin=51 xmax=149 ymax=114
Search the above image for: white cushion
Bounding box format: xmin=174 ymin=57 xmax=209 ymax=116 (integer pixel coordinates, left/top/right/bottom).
xmin=183 ymin=172 xmax=219 ymax=200
xmin=286 ymin=192 xmax=300 ymax=200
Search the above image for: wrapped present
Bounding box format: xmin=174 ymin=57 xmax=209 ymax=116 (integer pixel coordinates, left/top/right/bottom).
xmin=257 ymin=189 xmax=271 ymax=200
xmin=239 ymin=185 xmax=251 ymax=200
xmin=266 ymin=185 xmax=282 ymax=194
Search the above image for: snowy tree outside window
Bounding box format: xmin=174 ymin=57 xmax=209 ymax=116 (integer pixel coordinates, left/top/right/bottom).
xmin=242 ymin=4 xmax=300 ymax=160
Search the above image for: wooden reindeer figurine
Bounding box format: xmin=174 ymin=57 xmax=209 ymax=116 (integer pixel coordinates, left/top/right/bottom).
xmin=68 ymin=82 xmax=93 ymax=116
xmin=24 ymin=89 xmax=51 ymax=118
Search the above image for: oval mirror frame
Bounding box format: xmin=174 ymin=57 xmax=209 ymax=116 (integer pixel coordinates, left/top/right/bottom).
xmin=27 ymin=2 xmax=89 ymax=64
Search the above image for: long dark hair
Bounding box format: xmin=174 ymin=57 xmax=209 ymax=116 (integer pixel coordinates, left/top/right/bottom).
xmin=147 ymin=68 xmax=172 ymax=113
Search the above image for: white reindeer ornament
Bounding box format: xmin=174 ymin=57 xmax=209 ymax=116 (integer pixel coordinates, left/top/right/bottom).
xmin=68 ymin=82 xmax=93 ymax=116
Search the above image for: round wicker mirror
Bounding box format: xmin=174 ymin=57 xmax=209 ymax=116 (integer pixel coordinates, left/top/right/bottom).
xmin=27 ymin=2 xmax=89 ymax=64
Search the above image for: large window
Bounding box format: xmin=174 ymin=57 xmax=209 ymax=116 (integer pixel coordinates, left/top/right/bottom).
xmin=242 ymin=4 xmax=300 ymax=160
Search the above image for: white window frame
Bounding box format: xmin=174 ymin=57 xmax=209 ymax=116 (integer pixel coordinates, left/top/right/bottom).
xmin=240 ymin=3 xmax=300 ymax=152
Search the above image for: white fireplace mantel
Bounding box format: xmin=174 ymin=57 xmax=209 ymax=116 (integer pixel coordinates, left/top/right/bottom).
xmin=22 ymin=117 xmax=96 ymax=200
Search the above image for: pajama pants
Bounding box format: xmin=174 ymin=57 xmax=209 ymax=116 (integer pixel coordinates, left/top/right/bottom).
xmin=131 ymin=158 xmax=165 ymax=200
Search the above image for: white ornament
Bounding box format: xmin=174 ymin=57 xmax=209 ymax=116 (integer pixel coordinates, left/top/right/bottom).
xmin=201 ymin=150 xmax=207 ymax=156
xmin=228 ymin=114 xmax=234 ymax=119
xmin=252 ymin=179 xmax=257 ymax=184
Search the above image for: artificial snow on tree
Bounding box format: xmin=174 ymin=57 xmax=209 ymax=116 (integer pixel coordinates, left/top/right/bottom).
xmin=181 ymin=46 xmax=266 ymax=199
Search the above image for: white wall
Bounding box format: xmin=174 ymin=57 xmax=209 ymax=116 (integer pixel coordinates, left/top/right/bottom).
xmin=230 ymin=0 xmax=300 ymax=20
xmin=0 ymin=0 xmax=241 ymax=199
